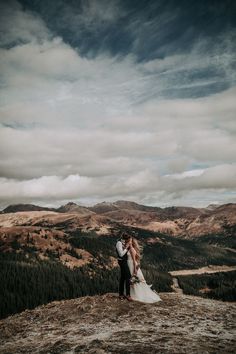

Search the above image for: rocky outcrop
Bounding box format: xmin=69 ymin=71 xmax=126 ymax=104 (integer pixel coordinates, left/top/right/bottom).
xmin=0 ymin=293 xmax=235 ymax=354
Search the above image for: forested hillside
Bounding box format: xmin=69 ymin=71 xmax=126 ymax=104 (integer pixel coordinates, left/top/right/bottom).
xmin=1 ymin=223 xmax=236 ymax=319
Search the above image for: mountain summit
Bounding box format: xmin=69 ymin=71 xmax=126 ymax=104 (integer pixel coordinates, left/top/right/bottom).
xmin=0 ymin=292 xmax=235 ymax=354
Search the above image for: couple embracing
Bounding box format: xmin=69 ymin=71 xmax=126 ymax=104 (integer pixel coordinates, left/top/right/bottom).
xmin=116 ymin=232 xmax=162 ymax=303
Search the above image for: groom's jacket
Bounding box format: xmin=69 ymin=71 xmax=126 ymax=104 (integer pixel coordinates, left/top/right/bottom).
xmin=116 ymin=239 xmax=129 ymax=261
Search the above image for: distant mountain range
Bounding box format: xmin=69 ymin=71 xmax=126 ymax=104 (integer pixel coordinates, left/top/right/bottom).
xmin=1 ymin=200 xmax=236 ymax=238
xmin=0 ymin=200 xmax=222 ymax=214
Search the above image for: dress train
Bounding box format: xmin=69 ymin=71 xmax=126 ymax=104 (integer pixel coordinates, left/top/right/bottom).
xmin=127 ymin=251 xmax=162 ymax=303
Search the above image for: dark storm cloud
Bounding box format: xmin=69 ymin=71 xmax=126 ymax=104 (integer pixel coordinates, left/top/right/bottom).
xmin=18 ymin=0 xmax=236 ymax=59
xmin=16 ymin=0 xmax=236 ymax=99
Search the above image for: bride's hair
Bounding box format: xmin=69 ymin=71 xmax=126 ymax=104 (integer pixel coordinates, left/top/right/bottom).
xmin=131 ymin=237 xmax=140 ymax=263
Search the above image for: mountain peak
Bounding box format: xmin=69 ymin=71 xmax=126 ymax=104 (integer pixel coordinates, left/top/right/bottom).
xmin=57 ymin=202 xmax=93 ymax=215
xmin=2 ymin=203 xmax=55 ymax=213
xmin=0 ymin=292 xmax=234 ymax=353
xmin=65 ymin=202 xmax=78 ymax=206
xmin=206 ymin=203 xmax=220 ymax=210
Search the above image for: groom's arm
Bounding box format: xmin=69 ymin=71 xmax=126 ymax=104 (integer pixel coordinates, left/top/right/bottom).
xmin=116 ymin=241 xmax=129 ymax=257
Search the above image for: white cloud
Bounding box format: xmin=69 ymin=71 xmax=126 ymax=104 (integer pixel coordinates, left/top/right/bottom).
xmin=0 ymin=163 xmax=235 ymax=208
xmin=0 ymin=174 xmax=92 ymax=201
xmin=162 ymin=164 xmax=236 ymax=192
xmin=166 ymin=169 xmax=205 ymax=179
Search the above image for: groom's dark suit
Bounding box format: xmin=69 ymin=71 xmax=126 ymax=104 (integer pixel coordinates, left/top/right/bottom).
xmin=116 ymin=239 xmax=131 ymax=296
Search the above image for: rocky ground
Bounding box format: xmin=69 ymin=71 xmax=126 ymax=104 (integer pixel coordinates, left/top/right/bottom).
xmin=0 ymin=292 xmax=235 ymax=354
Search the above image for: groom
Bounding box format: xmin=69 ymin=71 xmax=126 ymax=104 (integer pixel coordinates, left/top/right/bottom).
xmin=116 ymin=232 xmax=133 ymax=301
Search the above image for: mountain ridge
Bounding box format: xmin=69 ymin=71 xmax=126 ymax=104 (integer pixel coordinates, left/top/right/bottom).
xmin=1 ymin=201 xmax=235 ymax=238
xmin=1 ymin=200 xmax=233 ymax=214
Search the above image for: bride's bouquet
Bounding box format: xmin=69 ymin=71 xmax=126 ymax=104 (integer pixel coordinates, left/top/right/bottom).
xmin=130 ymin=275 xmax=140 ymax=285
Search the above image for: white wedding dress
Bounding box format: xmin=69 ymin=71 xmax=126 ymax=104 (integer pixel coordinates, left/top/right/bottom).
xmin=127 ymin=250 xmax=162 ymax=303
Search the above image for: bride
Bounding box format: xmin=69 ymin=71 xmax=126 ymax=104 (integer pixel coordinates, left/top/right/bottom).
xmin=127 ymin=237 xmax=162 ymax=303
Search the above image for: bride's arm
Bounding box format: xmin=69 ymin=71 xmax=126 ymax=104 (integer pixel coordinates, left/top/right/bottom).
xmin=130 ymin=246 xmax=137 ymax=275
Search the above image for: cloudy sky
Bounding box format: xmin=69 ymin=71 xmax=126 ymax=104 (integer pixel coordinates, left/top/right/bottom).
xmin=0 ymin=0 xmax=236 ymax=209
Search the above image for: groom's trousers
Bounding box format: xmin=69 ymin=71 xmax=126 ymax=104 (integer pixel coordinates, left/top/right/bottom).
xmin=118 ymin=259 xmax=131 ymax=296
